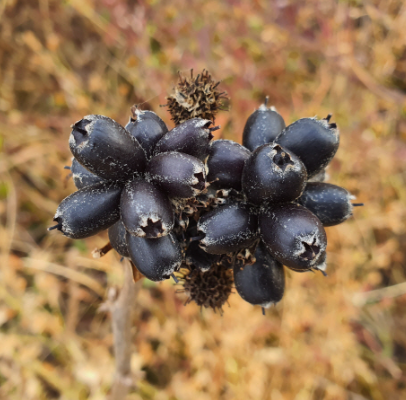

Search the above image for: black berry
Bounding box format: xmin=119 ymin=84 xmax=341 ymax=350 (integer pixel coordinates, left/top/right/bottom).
xmin=275 ymin=115 xmax=339 ymax=178
xmin=234 ymin=243 xmax=285 ymax=307
xmin=146 ymin=151 xmax=207 ymax=198
xmin=298 ymin=182 xmax=355 ymax=227
xmin=126 ymin=232 xmax=182 ymax=282
xmin=120 ymin=179 xmax=174 ymax=238
xmin=69 ymin=115 xmax=147 ymax=181
xmin=242 ymin=143 xmax=307 ymax=205
xmin=242 ymin=99 xmax=285 ymax=152
xmin=125 ymin=108 xmax=168 ymax=158
xmin=260 ymin=203 xmax=327 ymax=271
xmin=49 ymin=182 xmax=122 ymax=239
xmin=207 ymin=140 xmax=251 ymax=191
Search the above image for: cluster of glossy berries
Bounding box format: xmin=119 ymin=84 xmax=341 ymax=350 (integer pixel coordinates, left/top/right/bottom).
xmin=50 ymin=71 xmax=361 ymax=313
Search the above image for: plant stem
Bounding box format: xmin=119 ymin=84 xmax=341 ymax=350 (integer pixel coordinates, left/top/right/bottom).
xmin=103 ymin=261 xmax=143 ymax=400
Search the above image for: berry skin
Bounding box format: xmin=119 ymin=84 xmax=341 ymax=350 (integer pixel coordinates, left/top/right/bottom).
xmin=197 ymin=202 xmax=258 ymax=255
xmin=49 ymin=182 xmax=122 ymax=239
xmin=186 ymin=241 xmax=220 ymax=272
xmin=120 ymin=179 xmax=174 ymax=238
xmin=298 ymin=182 xmax=354 ymax=227
xmin=108 ymin=220 xmax=130 ymax=258
xmin=125 ymin=108 xmax=168 ymax=158
xmin=276 ymin=115 xmax=339 ymax=178
xmin=71 ymin=158 xmax=105 ymax=189
xmin=126 ymin=232 xmax=182 ymax=282
xmin=234 ymin=243 xmax=285 ymax=307
xmin=242 ymin=100 xmax=285 ymax=152
xmin=146 ymin=151 xmax=207 ymax=199
xmin=69 ymin=115 xmax=147 ymax=181
xmin=153 ymin=118 xmax=215 ymax=160
xmin=242 ymin=143 xmax=307 ymax=206
xmin=207 ymin=139 xmax=251 ymax=191
xmin=260 ymin=203 xmax=327 ymax=271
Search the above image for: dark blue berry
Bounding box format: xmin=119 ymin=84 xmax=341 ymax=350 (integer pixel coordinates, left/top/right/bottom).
xmin=69 ymin=115 xmax=147 ymax=181
xmin=70 ymin=158 xmax=105 ymax=189
xmin=242 ymin=99 xmax=285 ymax=152
xmin=49 ymin=182 xmax=122 ymax=239
xmin=207 ymin=140 xmax=250 ymax=191
xmin=125 ymin=108 xmax=168 ymax=158
xmin=153 ymin=118 xmax=215 ymax=160
xmin=120 ymin=179 xmax=174 ymax=238
xmin=298 ymin=182 xmax=355 ymax=227
xmin=146 ymin=151 xmax=206 ymax=198
xmin=276 ymin=115 xmax=339 ymax=178
xmin=126 ymin=232 xmax=182 ymax=282
xmin=242 ymin=143 xmax=307 ymax=205
xmin=108 ymin=220 xmax=130 ymax=258
xmin=260 ymin=203 xmax=327 ymax=271
xmin=234 ymin=243 xmax=285 ymax=307
xmin=197 ymin=202 xmax=258 ymax=255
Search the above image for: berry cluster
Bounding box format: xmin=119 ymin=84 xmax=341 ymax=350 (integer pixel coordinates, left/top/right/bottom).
xmin=50 ymin=71 xmax=361 ymax=314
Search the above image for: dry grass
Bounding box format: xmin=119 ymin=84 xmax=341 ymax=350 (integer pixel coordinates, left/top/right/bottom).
xmin=1 ymin=0 xmax=406 ymax=399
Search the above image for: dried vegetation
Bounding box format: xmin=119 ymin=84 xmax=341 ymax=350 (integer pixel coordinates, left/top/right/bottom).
xmin=1 ymin=0 xmax=406 ymax=399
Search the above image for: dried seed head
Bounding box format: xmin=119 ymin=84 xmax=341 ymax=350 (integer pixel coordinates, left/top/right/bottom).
xmin=179 ymin=264 xmax=233 ymax=313
xmin=166 ymin=69 xmax=228 ymax=125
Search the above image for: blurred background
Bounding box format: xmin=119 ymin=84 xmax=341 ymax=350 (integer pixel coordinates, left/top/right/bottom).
xmin=1 ymin=0 xmax=406 ymax=399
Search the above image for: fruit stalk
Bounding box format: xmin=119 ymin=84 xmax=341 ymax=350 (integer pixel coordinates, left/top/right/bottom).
xmin=100 ymin=261 xmax=144 ymax=400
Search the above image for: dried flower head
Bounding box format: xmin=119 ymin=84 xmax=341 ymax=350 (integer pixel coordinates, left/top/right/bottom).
xmin=178 ymin=263 xmax=233 ymax=313
xmin=166 ymin=69 xmax=228 ymax=125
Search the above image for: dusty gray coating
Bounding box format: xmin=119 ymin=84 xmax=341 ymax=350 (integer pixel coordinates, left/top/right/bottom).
xmin=71 ymin=158 xmax=105 ymax=189
xmin=207 ymin=139 xmax=251 ymax=191
xmin=126 ymin=232 xmax=182 ymax=282
xmin=242 ymin=104 xmax=286 ymax=152
xmin=53 ymin=181 xmax=122 ymax=239
xmin=242 ymin=143 xmax=307 ymax=205
xmin=260 ymin=203 xmax=327 ymax=271
xmin=153 ymin=117 xmax=213 ymax=160
xmin=198 ymin=202 xmax=258 ymax=255
xmin=69 ymin=114 xmax=147 ymax=181
xmin=234 ymin=243 xmax=285 ymax=307
xmin=125 ymin=109 xmax=168 ymax=158
xmin=276 ymin=117 xmax=339 ymax=178
xmin=120 ymin=179 xmax=174 ymax=238
xmin=146 ymin=151 xmax=206 ymax=199
xmin=108 ymin=220 xmax=130 ymax=258
xmin=298 ymin=182 xmax=353 ymax=227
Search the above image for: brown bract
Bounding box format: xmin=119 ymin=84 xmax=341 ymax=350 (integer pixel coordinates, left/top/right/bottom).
xmin=178 ymin=264 xmax=233 ymax=313
xmin=166 ymin=69 xmax=228 ymax=125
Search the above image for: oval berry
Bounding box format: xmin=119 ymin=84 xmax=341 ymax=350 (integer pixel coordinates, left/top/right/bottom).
xmin=298 ymin=182 xmax=354 ymax=227
xmin=49 ymin=182 xmax=122 ymax=239
xmin=234 ymin=243 xmax=285 ymax=307
xmin=242 ymin=101 xmax=285 ymax=152
xmin=120 ymin=179 xmax=174 ymax=238
xmin=126 ymin=232 xmax=182 ymax=282
xmin=276 ymin=115 xmax=339 ymax=178
xmin=242 ymin=143 xmax=307 ymax=205
xmin=69 ymin=115 xmax=147 ymax=181
xmin=197 ymin=202 xmax=258 ymax=255
xmin=153 ymin=118 xmax=214 ymax=160
xmin=125 ymin=109 xmax=168 ymax=158
xmin=146 ymin=151 xmax=206 ymax=198
xmin=207 ymin=140 xmax=250 ymax=191
xmin=260 ymin=203 xmax=327 ymax=271
xmin=71 ymin=158 xmax=105 ymax=189
xmin=108 ymin=220 xmax=130 ymax=258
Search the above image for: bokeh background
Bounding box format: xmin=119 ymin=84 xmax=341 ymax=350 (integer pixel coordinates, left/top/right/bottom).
xmin=1 ymin=0 xmax=406 ymax=399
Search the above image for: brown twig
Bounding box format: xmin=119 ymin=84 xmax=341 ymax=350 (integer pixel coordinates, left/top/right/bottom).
xmin=100 ymin=261 xmax=144 ymax=400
